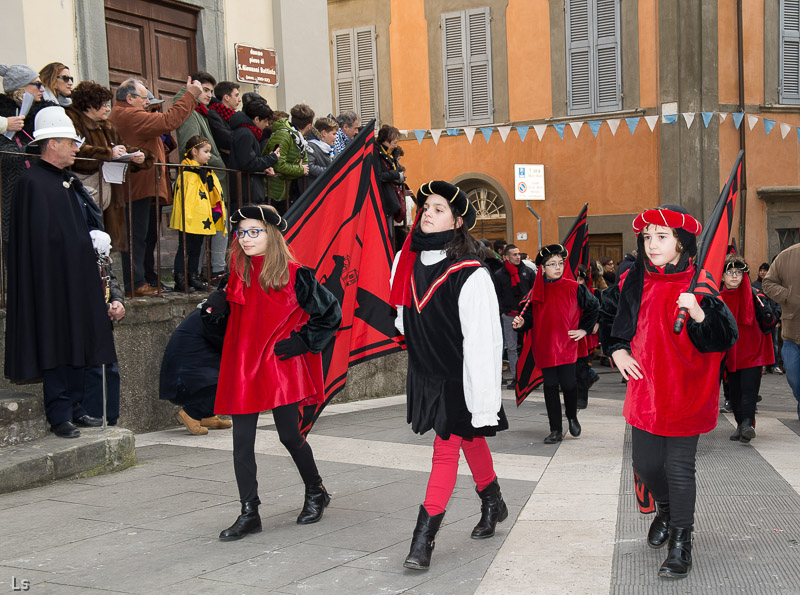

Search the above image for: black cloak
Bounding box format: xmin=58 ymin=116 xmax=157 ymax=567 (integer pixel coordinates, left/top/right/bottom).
xmin=5 ymin=159 xmax=117 ymax=381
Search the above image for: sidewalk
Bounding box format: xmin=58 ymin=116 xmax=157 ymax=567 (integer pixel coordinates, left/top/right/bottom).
xmin=0 ymin=369 xmax=798 ymax=594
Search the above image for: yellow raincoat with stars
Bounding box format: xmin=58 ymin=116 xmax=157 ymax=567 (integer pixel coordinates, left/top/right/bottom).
xmin=169 ymin=158 xmax=227 ymax=236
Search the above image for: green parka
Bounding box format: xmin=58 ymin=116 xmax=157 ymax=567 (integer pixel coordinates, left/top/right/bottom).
xmin=263 ymin=118 xmax=308 ymax=203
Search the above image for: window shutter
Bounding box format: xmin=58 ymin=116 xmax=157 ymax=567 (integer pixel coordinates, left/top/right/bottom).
xmin=442 ymin=11 xmax=467 ymax=126
xmin=333 ymin=29 xmax=355 ymax=114
xmin=355 ymin=26 xmax=379 ymax=122
xmin=594 ymin=0 xmax=621 ymax=111
xmin=781 ymin=0 xmax=800 ymax=103
xmin=466 ymin=7 xmax=493 ymax=124
xmin=567 ymin=0 xmax=592 ymax=115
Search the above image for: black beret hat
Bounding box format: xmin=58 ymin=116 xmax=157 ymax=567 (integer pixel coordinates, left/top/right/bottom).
xmin=535 ymin=243 xmax=568 ymax=267
xmin=416 ymin=180 xmax=477 ymax=231
xmin=230 ymin=205 xmax=287 ymax=232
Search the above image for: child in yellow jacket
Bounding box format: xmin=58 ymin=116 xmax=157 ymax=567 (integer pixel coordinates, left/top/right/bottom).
xmin=170 ymin=135 xmax=227 ymax=292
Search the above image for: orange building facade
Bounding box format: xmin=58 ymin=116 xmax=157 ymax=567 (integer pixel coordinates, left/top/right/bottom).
xmin=328 ymin=0 xmax=800 ymax=264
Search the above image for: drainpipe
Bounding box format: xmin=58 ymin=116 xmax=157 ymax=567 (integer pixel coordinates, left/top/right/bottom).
xmin=737 ymin=0 xmax=748 ymax=255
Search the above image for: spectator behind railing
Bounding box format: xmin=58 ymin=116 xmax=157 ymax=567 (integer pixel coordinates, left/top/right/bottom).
xmin=305 ymin=117 xmax=337 ymax=183
xmin=229 ymin=100 xmax=280 ymax=205
xmin=66 ymin=81 xmax=151 ymax=253
xmin=109 ymin=76 xmax=201 ymax=298
xmin=175 ymin=72 xmax=228 ymax=282
xmin=208 ymin=80 xmax=240 ymax=165
xmin=39 ymin=62 xmax=74 ymax=107
xmin=332 ymin=110 xmax=359 ymax=157
xmin=264 ymin=104 xmax=313 ymax=213
xmin=376 ymin=124 xmax=406 ymax=248
xmin=0 ymin=64 xmax=52 ymax=251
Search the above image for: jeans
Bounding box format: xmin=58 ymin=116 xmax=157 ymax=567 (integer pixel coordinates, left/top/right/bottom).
xmin=501 ymin=314 xmax=520 ymax=378
xmin=121 ymin=198 xmax=152 ymax=292
xmin=783 ymin=340 xmax=800 ymax=406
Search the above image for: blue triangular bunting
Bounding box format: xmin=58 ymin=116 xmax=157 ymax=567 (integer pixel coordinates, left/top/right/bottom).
xmin=701 ymin=112 xmax=713 ymax=128
xmin=732 ymin=112 xmax=744 ymax=129
xmin=447 ymin=128 xmax=460 ymax=136
xmin=662 ymin=114 xmax=678 ymax=125
xmin=553 ymin=123 xmax=566 ymax=139
xmin=480 ymin=127 xmax=493 ymax=143
xmin=797 ymin=127 xmax=800 ymax=143
xmin=625 ymin=117 xmax=640 ymax=135
xmin=413 ymin=129 xmax=426 ymax=143
xmin=588 ymin=120 xmax=603 ymax=137
xmin=516 ymin=125 xmax=529 ymax=142
xmin=764 ymin=119 xmax=776 ymax=135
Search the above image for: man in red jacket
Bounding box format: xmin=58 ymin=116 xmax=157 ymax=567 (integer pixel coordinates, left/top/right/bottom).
xmin=109 ymin=76 xmax=202 ymax=297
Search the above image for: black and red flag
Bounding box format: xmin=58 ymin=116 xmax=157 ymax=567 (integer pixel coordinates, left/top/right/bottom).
xmin=560 ymin=202 xmax=589 ymax=282
xmin=674 ymin=150 xmax=743 ymax=333
xmin=283 ymin=121 xmax=405 ymax=435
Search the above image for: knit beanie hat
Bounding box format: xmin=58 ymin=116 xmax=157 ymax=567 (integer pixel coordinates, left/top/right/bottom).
xmin=0 ymin=64 xmax=38 ymax=94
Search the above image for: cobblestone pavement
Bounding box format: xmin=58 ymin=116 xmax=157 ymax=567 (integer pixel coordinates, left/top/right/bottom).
xmin=0 ymin=368 xmax=798 ymax=594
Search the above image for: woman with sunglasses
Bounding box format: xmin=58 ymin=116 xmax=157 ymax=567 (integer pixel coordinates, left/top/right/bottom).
xmin=40 ymin=62 xmax=74 ymax=107
xmin=215 ymin=205 xmax=341 ymax=541
xmin=513 ymin=244 xmax=599 ymax=444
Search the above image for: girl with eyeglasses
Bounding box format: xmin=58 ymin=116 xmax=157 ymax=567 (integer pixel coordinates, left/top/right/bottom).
xmin=39 ymin=62 xmax=74 ymax=107
xmin=513 ymin=244 xmax=599 ymax=444
xmin=719 ymin=254 xmax=776 ymax=443
xmin=169 ymin=135 xmax=226 ymax=292
xmin=214 ymin=205 xmax=342 ymax=541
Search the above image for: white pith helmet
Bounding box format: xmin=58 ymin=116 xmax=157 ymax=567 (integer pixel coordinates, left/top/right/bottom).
xmin=32 ymin=106 xmax=84 ymax=145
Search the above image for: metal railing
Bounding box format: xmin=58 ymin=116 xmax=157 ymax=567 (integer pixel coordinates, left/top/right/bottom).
xmin=0 ymin=149 xmax=304 ymax=307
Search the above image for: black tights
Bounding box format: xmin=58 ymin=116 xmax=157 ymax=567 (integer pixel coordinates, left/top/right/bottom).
xmin=542 ymin=363 xmax=578 ymax=432
xmin=631 ymin=426 xmax=699 ymax=528
xmin=727 ymin=366 xmax=762 ymax=424
xmin=232 ymin=404 xmax=321 ymax=503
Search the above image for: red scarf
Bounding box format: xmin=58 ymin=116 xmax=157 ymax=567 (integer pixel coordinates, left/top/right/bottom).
xmin=195 ymin=104 xmax=209 ymax=116
xmin=208 ymin=100 xmax=235 ymax=123
xmin=504 ymin=260 xmax=520 ymax=286
xmin=389 ymin=211 xmax=423 ymax=309
xmin=240 ymin=122 xmax=263 ymax=141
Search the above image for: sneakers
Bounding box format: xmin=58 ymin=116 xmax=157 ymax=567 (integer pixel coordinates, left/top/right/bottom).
xmin=772 ymin=365 xmax=784 ymax=375
xmin=720 ymin=400 xmax=732 ymax=413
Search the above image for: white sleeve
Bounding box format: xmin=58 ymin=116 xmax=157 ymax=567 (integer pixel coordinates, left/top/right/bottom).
xmin=459 ymin=267 xmax=503 ymax=427
xmin=390 ymin=251 xmax=404 ymax=335
xmin=0 ymin=117 xmax=7 ymax=135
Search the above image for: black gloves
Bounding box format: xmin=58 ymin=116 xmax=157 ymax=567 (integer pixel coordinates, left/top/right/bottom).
xmin=274 ymin=331 xmax=310 ymax=360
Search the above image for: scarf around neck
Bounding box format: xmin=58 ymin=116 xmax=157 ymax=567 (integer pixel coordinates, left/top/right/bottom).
xmin=208 ymin=100 xmax=235 ymax=123
xmin=504 ymin=260 xmax=520 ymax=286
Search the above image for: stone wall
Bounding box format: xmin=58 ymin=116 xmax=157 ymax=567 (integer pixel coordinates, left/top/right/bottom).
xmin=0 ymin=294 xmax=407 ymax=434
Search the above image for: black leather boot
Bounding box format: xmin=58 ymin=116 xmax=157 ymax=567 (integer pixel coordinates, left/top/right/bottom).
xmin=544 ymin=430 xmax=563 ymax=444
xmin=568 ymin=418 xmax=582 ymax=437
xmin=647 ymin=501 xmax=670 ymax=548
xmin=219 ymin=500 xmax=262 ymax=541
xmin=173 ymin=273 xmax=195 ymax=293
xmin=403 ymin=505 xmax=445 ymax=570
xmin=471 ymin=477 xmax=509 ymax=539
xmin=296 ymin=483 xmax=331 ymax=524
xmin=658 ymin=527 xmax=693 ymax=578
xmin=739 ymin=418 xmax=755 ymax=443
xmin=188 ymin=273 xmax=208 ymax=291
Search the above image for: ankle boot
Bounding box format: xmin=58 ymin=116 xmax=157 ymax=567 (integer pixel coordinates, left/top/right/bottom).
xmin=219 ymin=500 xmax=262 ymax=541
xmin=658 ymin=527 xmax=693 ymax=578
xmin=173 ymin=273 xmax=196 ymax=293
xmin=471 ymin=477 xmax=509 ymax=539
xmin=739 ymin=418 xmax=756 ymax=442
xmin=403 ymin=505 xmax=445 ymax=570
xmin=296 ymin=483 xmax=331 ymax=524
xmin=188 ymin=273 xmax=208 ymax=291
xmin=647 ymin=501 xmax=670 ymax=548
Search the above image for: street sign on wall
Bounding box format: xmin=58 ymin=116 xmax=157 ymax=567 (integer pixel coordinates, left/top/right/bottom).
xmin=514 ymin=164 xmax=545 ymax=201
xmin=235 ymin=44 xmax=278 ymax=86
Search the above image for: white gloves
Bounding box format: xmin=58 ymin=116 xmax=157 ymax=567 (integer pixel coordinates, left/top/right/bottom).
xmin=90 ymin=230 xmax=112 ymax=257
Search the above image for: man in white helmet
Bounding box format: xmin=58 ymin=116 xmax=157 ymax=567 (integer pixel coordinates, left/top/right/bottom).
xmin=4 ymin=106 xmax=121 ymax=438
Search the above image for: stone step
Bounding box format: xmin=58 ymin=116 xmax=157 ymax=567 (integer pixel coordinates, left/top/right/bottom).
xmin=0 ymin=391 xmax=48 ymax=447
xmin=0 ymin=427 xmax=136 ymax=494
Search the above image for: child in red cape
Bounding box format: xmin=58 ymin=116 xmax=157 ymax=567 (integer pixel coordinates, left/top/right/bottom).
xmin=608 ymin=205 xmax=738 ymax=579
xmin=215 ymin=205 xmax=342 ymax=541
xmin=719 ymin=254 xmax=776 ymax=443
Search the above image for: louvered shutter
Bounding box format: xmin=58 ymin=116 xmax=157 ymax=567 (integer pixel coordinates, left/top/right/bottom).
xmin=443 ymin=11 xmax=467 ymax=126
xmin=467 ymin=7 xmax=493 ymax=124
xmin=567 ymin=0 xmax=592 ymax=115
xmin=355 ymin=26 xmax=379 ymax=122
xmin=594 ymin=0 xmax=621 ymax=111
xmin=333 ymin=29 xmax=355 ymax=114
xmin=781 ymin=0 xmax=800 ymax=103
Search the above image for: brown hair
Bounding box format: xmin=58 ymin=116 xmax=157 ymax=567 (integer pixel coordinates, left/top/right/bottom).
xmin=39 ymin=62 xmax=69 ymax=97
xmin=228 ymin=205 xmax=294 ymax=292
xmin=313 ymin=117 xmax=338 ymax=134
xmin=377 ymin=124 xmax=399 ymax=146
xmin=183 ymin=134 xmax=211 ymax=159
xmin=290 ymin=104 xmax=315 ymax=130
xmin=71 ymin=81 xmax=112 ymax=112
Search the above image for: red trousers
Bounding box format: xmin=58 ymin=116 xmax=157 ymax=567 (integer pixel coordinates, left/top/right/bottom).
xmin=423 ymin=434 xmax=497 ymax=515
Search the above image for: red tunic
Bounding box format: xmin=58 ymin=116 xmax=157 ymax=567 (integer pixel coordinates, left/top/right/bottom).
xmin=578 ymin=332 xmax=599 ymax=358
xmin=214 ymin=258 xmax=325 ymax=415
xmin=720 ymin=281 xmax=774 ymax=372
xmin=623 ymin=267 xmax=723 ymax=437
xmin=530 ymin=277 xmax=580 ymax=368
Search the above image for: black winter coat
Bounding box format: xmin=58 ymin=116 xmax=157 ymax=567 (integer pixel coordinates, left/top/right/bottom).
xmin=160 ymin=309 xmax=222 ymax=401
xmin=493 ymin=263 xmax=534 ymax=315
xmin=228 ymin=111 xmax=278 ymax=204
